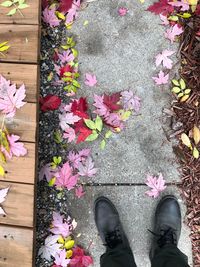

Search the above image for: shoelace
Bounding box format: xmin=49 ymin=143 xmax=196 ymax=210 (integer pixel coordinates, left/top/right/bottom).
xmin=105 ymin=229 xmax=122 ymax=248
xmin=148 ymin=228 xmax=177 ymax=247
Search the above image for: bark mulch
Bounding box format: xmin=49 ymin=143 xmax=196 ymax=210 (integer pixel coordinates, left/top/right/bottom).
xmin=171 ymin=14 xmax=200 ymax=266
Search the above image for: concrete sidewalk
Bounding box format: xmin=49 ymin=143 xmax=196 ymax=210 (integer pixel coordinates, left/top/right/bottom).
xmin=69 ymin=0 xmax=192 ymax=266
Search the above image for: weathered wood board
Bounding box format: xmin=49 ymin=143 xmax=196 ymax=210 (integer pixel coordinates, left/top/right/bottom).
xmin=0 ymin=143 xmax=35 ymax=184
xmin=0 ymin=103 xmax=37 ymax=142
xmin=0 ymin=225 xmax=33 ymax=266
xmin=0 ymin=63 xmax=38 ymax=102
xmin=0 ymin=1 xmax=40 ymax=266
xmin=0 ymin=0 xmax=40 ymax=25
xmin=0 ymin=181 xmax=34 ymax=227
xmin=0 ymin=24 xmax=39 ymax=63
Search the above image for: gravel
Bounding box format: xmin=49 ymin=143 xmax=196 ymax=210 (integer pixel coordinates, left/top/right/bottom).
xmin=36 ymin=22 xmax=71 ymax=267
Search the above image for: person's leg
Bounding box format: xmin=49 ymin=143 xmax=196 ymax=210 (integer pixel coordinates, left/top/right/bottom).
xmin=150 ymin=195 xmax=190 ymax=267
xmin=94 ymin=196 xmax=137 ymax=267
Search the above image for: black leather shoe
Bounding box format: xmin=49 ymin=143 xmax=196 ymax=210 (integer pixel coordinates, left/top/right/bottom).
xmin=94 ymin=196 xmax=130 ymax=250
xmin=150 ymin=195 xmax=182 ymax=260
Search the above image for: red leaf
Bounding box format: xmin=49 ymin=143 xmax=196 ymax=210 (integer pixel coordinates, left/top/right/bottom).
xmin=76 ymin=127 xmax=92 ymax=144
xmin=58 ymin=0 xmax=73 ymax=14
xmin=53 ymin=51 xmax=59 ymax=61
xmin=71 ymin=97 xmax=89 ymax=118
xmin=39 ymin=94 xmax=61 ymax=112
xmin=42 ymin=0 xmax=49 ymax=10
xmin=60 ymin=65 xmax=74 ymax=77
xmin=147 ymin=0 xmax=174 ymax=15
xmin=195 ymin=4 xmax=200 ymax=15
xmin=103 ymin=92 xmax=122 ymax=111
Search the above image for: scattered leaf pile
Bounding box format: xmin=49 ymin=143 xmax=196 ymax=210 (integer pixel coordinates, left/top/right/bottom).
xmin=0 ymin=75 xmax=27 ymax=177
xmin=39 ymin=212 xmax=93 ymax=267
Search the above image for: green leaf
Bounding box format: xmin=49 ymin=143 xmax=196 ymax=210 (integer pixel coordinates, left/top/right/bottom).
xmin=18 ymin=3 xmax=29 ymax=9
xmin=0 ymin=45 xmax=10 ymax=52
xmin=171 ymin=87 xmax=181 ymax=94
xmin=193 ymin=147 xmax=199 ymax=159
xmin=53 ymin=156 xmax=62 ymax=165
xmin=184 ymin=89 xmax=191 ymax=95
xmin=172 ymin=79 xmax=179 ymax=86
xmin=105 ymin=130 xmax=112 ymax=139
xmin=61 ymin=45 xmax=70 ymax=50
xmin=63 ymin=77 xmax=72 ymax=82
xmin=0 ymin=41 xmax=8 ymax=48
xmin=84 ymin=119 xmax=96 ymax=130
xmin=48 ymin=177 xmax=56 ymax=187
xmin=178 ymin=12 xmax=192 ymax=18
xmin=74 ymin=72 xmax=80 ymax=78
xmin=72 ymin=80 xmax=80 ymax=88
xmin=86 ymin=131 xmax=99 ymax=141
xmin=1 ymin=1 xmax=13 ymax=7
xmin=179 ymin=78 xmax=186 ymax=90
xmin=120 ymin=110 xmax=132 ymax=121
xmin=50 ymin=162 xmax=57 ymax=169
xmin=100 ymin=140 xmax=106 ymax=150
xmin=72 ymin=48 xmax=78 ymax=57
xmin=95 ymin=116 xmax=103 ymax=132
xmin=64 ymin=84 xmax=77 ymax=93
xmin=177 ymin=92 xmax=184 ymax=98
xmin=54 ymin=130 xmax=63 ymax=144
xmin=0 ymin=131 xmax=10 ymax=153
xmin=7 ymin=8 xmax=17 ymax=15
xmin=63 ymin=72 xmax=72 ymax=77
xmin=18 ymin=0 xmax=25 ymax=3
xmin=168 ymin=15 xmax=179 ymax=21
xmin=56 ymin=11 xmax=65 ymax=20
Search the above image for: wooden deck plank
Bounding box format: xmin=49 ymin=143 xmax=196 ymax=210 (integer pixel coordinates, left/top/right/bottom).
xmin=0 ymin=25 xmax=39 ymax=63
xmin=0 ymin=181 xmax=34 ymax=227
xmin=0 ymin=226 xmax=33 ymax=266
xmin=0 ymin=103 xmax=37 ymax=142
xmin=0 ymin=143 xmax=35 ymax=184
xmin=0 ymin=63 xmax=38 ymax=103
xmin=0 ymin=0 xmax=40 ymax=25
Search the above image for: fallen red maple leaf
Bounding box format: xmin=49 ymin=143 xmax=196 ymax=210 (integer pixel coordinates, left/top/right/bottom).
xmin=58 ymin=0 xmax=73 ymax=14
xmin=71 ymin=97 xmax=89 ymax=119
xmin=42 ymin=0 xmax=49 ymax=9
xmin=103 ymin=92 xmax=122 ymax=111
xmin=195 ymin=4 xmax=200 ymax=15
xmin=76 ymin=127 xmax=92 ymax=144
xmin=60 ymin=65 xmax=74 ymax=77
xmin=39 ymin=94 xmax=61 ymax=112
xmin=70 ymin=246 xmax=93 ymax=267
xmin=147 ymin=0 xmax=174 ymax=15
